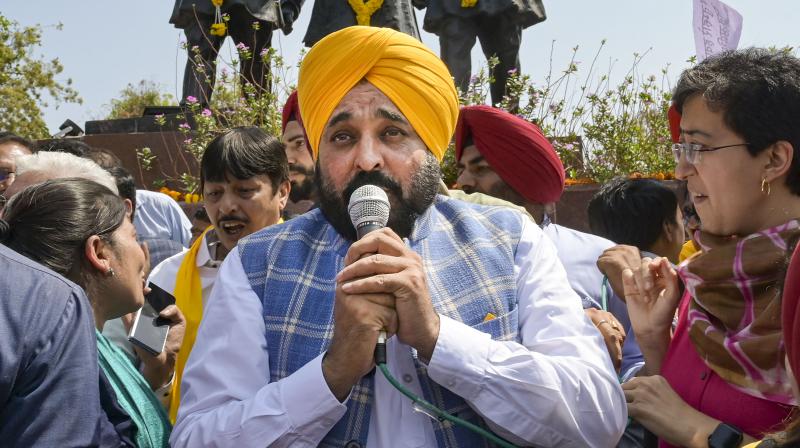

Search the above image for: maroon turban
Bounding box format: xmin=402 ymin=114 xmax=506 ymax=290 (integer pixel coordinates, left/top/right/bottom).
xmin=281 ymin=90 xmax=313 ymax=158
xmin=281 ymin=90 xmax=304 ymax=133
xmin=668 ymin=104 xmax=681 ymax=144
xmin=783 ymin=242 xmax=800 ymax=382
xmin=455 ymin=105 xmax=565 ymax=204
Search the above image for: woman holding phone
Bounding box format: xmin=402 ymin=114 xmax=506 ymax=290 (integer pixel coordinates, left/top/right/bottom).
xmin=0 ymin=178 xmax=184 ymax=448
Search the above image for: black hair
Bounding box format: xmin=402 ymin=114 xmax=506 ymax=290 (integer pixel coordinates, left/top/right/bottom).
xmin=36 ymin=138 xmax=92 ymax=157
xmin=105 ymin=166 xmax=137 ymax=220
xmin=0 ymin=132 xmax=34 ymax=152
xmin=0 ymin=178 xmax=127 ymax=281
xmin=588 ymin=177 xmax=679 ymax=251
xmin=673 ymin=47 xmax=800 ymax=195
xmin=85 ymin=148 xmax=122 ymax=169
xmin=193 ymin=207 xmax=210 ymax=222
xmin=200 ymin=126 xmax=289 ymax=193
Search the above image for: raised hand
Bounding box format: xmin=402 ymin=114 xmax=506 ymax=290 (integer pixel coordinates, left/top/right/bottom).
xmin=622 ymin=257 xmax=681 ymax=375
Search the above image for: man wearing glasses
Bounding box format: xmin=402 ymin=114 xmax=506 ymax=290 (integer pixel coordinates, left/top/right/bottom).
xmin=0 ymin=132 xmax=33 ymax=196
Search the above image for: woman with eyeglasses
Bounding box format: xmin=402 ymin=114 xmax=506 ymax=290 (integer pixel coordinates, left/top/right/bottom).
xmin=0 ymin=178 xmax=183 ymax=448
xmin=619 ymin=48 xmax=800 ymax=448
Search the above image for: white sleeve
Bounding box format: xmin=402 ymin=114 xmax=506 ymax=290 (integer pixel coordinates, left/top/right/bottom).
xmin=426 ymin=219 xmax=627 ymax=447
xmin=169 ymin=247 xmax=348 ymax=448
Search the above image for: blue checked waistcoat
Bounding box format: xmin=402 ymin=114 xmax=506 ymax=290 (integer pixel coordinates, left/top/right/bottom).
xmin=238 ymin=195 xmax=524 ymax=447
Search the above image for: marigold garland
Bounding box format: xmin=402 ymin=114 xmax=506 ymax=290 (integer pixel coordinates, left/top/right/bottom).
xmin=348 ymin=0 xmax=385 ymax=26
xmin=210 ymin=0 xmax=227 ymax=36
xmin=460 ymin=0 xmax=478 ymax=8
xmin=159 ymin=187 xmax=202 ymax=204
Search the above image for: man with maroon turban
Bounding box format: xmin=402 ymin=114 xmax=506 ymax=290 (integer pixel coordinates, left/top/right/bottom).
xmin=281 ymin=91 xmax=317 ymax=218
xmin=455 ymin=104 xmax=645 ymax=382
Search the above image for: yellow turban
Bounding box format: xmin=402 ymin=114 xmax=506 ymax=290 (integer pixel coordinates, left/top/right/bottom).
xmin=297 ymin=26 xmax=459 ymax=161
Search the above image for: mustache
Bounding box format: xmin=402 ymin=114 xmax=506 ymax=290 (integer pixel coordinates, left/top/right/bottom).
xmin=342 ymin=171 xmax=404 ymax=206
xmin=289 ymin=164 xmax=314 ymax=176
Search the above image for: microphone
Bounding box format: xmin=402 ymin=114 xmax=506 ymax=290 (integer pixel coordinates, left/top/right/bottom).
xmin=348 ymin=184 xmax=390 ymax=240
xmin=347 ymin=185 xmax=391 ymax=364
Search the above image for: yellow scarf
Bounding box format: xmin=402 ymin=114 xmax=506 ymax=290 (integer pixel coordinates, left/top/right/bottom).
xmin=168 ymin=226 xmax=213 ymax=422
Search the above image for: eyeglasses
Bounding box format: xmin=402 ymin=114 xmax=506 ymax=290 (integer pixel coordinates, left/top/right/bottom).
xmin=671 ymin=142 xmax=750 ymax=165
xmin=0 ymin=170 xmax=14 ymax=183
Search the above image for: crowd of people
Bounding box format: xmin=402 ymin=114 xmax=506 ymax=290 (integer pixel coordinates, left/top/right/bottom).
xmin=2 ymin=25 xmax=800 ymax=448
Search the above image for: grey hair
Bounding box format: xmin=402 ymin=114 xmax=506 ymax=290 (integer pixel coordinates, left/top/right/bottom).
xmin=15 ymin=152 xmax=119 ymax=194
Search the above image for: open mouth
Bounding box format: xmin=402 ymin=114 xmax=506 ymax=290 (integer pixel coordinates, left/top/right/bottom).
xmin=219 ymin=221 xmax=246 ymax=236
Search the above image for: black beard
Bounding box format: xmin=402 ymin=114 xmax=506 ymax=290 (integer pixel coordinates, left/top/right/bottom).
xmin=315 ymin=153 xmax=441 ymax=241
xmin=289 ymin=176 xmax=316 ymax=202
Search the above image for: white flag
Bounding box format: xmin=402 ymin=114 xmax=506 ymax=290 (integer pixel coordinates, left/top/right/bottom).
xmin=693 ymin=0 xmax=743 ymax=62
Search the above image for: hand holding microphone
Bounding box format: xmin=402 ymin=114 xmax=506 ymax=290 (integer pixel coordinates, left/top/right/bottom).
xmin=339 ymin=185 xmax=440 ymax=361
xmin=323 ymin=185 xmax=440 ymax=400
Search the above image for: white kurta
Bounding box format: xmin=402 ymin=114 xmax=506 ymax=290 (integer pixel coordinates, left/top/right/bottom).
xmin=170 ymin=218 xmax=627 ymax=447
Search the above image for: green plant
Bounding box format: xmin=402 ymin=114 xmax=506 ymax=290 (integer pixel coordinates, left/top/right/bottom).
xmin=0 ymin=15 xmax=81 ymax=138
xmin=153 ymin=24 xmax=297 ymax=193
xmin=454 ymin=41 xmax=680 ymax=185
xmin=105 ymin=80 xmax=174 ymax=119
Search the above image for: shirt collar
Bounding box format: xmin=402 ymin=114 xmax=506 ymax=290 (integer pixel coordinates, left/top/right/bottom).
xmin=197 ymin=230 xmax=223 ymax=269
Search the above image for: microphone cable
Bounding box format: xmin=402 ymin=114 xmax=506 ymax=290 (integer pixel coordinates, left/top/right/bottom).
xmin=375 ymin=350 xmax=519 ymax=448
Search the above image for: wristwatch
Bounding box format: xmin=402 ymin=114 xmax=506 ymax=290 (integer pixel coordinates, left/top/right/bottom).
xmin=708 ymin=423 xmax=743 ymax=448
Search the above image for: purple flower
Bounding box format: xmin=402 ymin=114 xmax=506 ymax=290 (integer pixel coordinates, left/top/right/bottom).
xmin=202 ymin=108 xmax=212 ymax=117
xmin=564 ymin=143 xmax=575 ymax=151
xmin=260 ymin=48 xmax=270 ymax=57
xmin=507 ymin=68 xmax=518 ymax=75
xmin=179 ymin=122 xmax=191 ymax=130
xmin=186 ymin=96 xmax=198 ymax=104
xmin=155 ymin=113 xmax=165 ymax=120
xmin=469 ymin=75 xmax=479 ymax=84
xmin=236 ymin=42 xmax=250 ymax=52
xmin=184 ymin=138 xmax=193 ymax=145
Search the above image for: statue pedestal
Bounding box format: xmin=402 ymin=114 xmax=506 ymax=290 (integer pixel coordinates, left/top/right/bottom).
xmin=39 ymin=112 xmax=199 ymax=190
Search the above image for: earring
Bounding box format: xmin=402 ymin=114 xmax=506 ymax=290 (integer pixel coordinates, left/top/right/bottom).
xmin=106 ymin=268 xmax=116 ymax=277
xmin=761 ymin=177 xmax=771 ymax=196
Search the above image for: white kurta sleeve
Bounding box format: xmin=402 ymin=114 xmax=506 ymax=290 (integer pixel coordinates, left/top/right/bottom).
xmin=426 ymin=219 xmax=627 ymax=447
xmin=169 ymin=247 xmax=347 ymax=448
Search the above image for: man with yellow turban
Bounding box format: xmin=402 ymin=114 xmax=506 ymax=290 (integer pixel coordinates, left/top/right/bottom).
xmin=171 ymin=26 xmax=625 ymax=448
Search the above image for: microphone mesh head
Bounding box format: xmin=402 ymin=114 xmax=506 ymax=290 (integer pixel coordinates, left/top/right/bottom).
xmin=348 ymin=185 xmax=390 ymax=229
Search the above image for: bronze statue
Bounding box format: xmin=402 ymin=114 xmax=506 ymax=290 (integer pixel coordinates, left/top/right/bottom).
xmin=170 ymin=0 xmax=304 ymax=105
xmin=421 ymin=0 xmax=546 ymax=105
xmin=303 ymin=0 xmax=420 ymax=47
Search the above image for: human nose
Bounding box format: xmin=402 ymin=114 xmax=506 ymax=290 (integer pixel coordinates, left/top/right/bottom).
xmin=674 ymin=147 xmax=695 ymax=180
xmin=456 ymin=169 xmax=474 ymax=189
xmin=352 ymin=135 xmax=384 ymax=172
xmin=219 ymin=191 xmax=239 ymax=215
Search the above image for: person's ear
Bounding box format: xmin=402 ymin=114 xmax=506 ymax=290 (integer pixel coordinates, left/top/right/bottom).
xmin=84 ymin=235 xmax=113 ymax=275
xmin=662 ymin=220 xmax=677 ymax=243
xmin=123 ymin=198 xmax=133 ymax=220
xmin=277 ymin=180 xmax=291 ymax=210
xmin=764 ymin=140 xmax=794 ymax=183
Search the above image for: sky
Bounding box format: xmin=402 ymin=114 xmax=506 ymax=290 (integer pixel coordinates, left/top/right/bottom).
xmin=4 ymin=0 xmax=800 ymax=135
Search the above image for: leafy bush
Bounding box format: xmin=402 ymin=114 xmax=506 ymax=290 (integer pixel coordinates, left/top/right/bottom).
xmin=451 ymin=41 xmax=679 ymax=186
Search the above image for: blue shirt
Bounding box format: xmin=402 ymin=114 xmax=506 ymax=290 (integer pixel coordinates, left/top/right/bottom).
xmin=0 ymin=244 xmax=132 ymax=446
xmin=134 ymin=190 xmax=191 ymax=247
xmin=543 ymin=223 xmax=645 ymax=381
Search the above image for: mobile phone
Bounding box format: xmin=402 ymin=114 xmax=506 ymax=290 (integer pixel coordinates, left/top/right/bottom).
xmin=128 ymin=283 xmax=176 ymax=356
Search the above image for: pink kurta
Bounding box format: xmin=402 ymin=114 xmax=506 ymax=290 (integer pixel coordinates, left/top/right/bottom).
xmin=659 ymin=292 xmax=793 ymax=446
